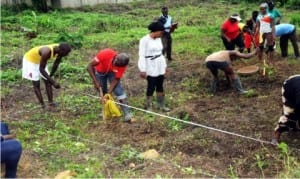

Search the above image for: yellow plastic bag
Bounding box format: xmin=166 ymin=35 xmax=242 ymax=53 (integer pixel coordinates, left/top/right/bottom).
xmin=103 ymin=94 xmax=122 ymax=120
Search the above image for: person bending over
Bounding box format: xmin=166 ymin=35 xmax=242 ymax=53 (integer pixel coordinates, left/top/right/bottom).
xmin=205 ymin=49 xmax=258 ymax=94
xmin=272 ymin=75 xmax=300 ymax=145
xmin=22 ymin=43 xmax=71 ymax=108
xmin=275 ymin=24 xmax=299 ymax=59
xmin=87 ymin=49 xmax=133 ymax=122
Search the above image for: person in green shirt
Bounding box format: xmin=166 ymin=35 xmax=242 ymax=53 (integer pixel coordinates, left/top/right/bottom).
xmin=267 ymin=0 xmax=282 ymax=25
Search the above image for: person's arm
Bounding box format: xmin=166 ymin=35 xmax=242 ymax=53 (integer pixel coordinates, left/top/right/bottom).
xmin=39 ymin=47 xmax=60 ymax=88
xmin=1 ymin=134 xmax=16 ymax=141
xmin=230 ymin=49 xmax=258 ymax=59
xmin=50 ymin=55 xmax=62 ymax=77
xmin=276 ymin=9 xmax=282 ymax=18
xmin=271 ymin=18 xmax=276 ymax=40
xmin=108 ymin=78 xmax=120 ymax=94
xmin=87 ymin=59 xmax=101 ymax=91
xmin=254 ymin=19 xmax=260 ymax=37
xmin=138 ymin=38 xmax=147 ymax=79
xmin=221 ymin=28 xmax=230 ymax=42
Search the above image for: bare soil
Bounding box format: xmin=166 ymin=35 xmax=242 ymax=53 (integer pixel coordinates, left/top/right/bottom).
xmin=2 ymin=52 xmax=300 ymax=177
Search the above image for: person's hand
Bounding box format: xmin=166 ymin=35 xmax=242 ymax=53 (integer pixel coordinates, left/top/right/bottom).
xmin=53 ymin=81 xmax=61 ymax=89
xmin=101 ymin=94 xmax=109 ymax=104
xmin=2 ymin=134 xmax=16 ymax=140
xmin=271 ymin=138 xmax=279 ymax=146
xmin=140 ymin=72 xmax=147 ymax=79
xmin=94 ymin=81 xmax=101 ymax=91
xmin=165 ymin=68 xmax=171 ymax=78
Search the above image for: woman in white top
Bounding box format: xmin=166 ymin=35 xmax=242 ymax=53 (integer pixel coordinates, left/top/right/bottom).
xmin=138 ymin=21 xmax=170 ymax=112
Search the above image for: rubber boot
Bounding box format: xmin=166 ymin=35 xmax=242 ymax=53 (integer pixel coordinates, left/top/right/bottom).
xmin=156 ymin=95 xmax=170 ymax=112
xmin=210 ymin=79 xmax=218 ymax=94
xmin=119 ymin=99 xmax=132 ymax=122
xmin=232 ymin=78 xmax=248 ymax=94
xmin=144 ymin=96 xmax=153 ymax=110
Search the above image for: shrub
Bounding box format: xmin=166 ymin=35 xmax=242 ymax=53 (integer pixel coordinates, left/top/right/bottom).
xmin=55 ymin=31 xmax=84 ymax=49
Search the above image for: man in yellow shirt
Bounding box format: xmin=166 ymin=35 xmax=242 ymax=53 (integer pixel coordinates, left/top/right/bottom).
xmin=22 ymin=43 xmax=71 ymax=108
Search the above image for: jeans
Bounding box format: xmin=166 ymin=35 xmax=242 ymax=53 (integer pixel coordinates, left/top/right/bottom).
xmin=95 ymin=72 xmax=127 ymax=100
xmin=1 ymin=122 xmax=22 ymax=178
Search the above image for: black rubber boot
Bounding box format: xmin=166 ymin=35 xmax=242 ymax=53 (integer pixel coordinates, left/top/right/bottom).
xmin=232 ymin=78 xmax=248 ymax=94
xmin=144 ymin=96 xmax=153 ymax=110
xmin=210 ymin=79 xmax=218 ymax=94
xmin=156 ymin=95 xmax=170 ymax=112
xmin=119 ymin=99 xmax=132 ymax=122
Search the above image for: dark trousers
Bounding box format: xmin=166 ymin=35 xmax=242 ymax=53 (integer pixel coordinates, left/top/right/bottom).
xmin=146 ymin=75 xmax=164 ymax=96
xmin=279 ymin=29 xmax=299 ymax=58
xmin=162 ymin=32 xmax=172 ymax=60
xmin=222 ymin=33 xmax=245 ymax=52
xmin=1 ymin=122 xmax=22 ymax=178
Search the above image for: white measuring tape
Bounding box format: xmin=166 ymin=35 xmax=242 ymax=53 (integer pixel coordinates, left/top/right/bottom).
xmin=82 ymin=93 xmax=275 ymax=146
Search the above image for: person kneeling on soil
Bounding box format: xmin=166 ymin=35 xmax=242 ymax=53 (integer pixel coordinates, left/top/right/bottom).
xmin=87 ymin=49 xmax=133 ymax=122
xmin=1 ymin=122 xmax=22 ymax=178
xmin=22 ymin=43 xmax=72 ymax=108
xmin=205 ymin=48 xmax=258 ymax=94
xmin=272 ymin=75 xmax=300 ymax=145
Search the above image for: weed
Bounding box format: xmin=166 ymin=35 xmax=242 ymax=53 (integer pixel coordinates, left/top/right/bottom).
xmin=167 ymin=113 xmax=190 ymax=131
xmin=115 ymin=145 xmax=140 ymax=164
xmin=181 ymin=166 xmax=196 ymax=175
xmin=228 ymin=164 xmax=238 ymax=179
xmin=255 ymin=154 xmax=265 ymax=177
xmin=276 ymin=142 xmax=300 ymax=177
xmin=0 ymin=69 xmax=22 ymax=83
xmin=244 ymin=89 xmax=257 ymax=98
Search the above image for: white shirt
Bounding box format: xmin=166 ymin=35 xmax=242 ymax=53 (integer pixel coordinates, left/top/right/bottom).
xmin=161 ymin=15 xmax=172 ymax=33
xmin=138 ymin=34 xmax=167 ymax=77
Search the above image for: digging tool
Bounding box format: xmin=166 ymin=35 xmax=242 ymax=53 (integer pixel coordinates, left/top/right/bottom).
xmin=262 ymin=58 xmax=266 ymax=76
xmin=97 ymin=87 xmax=104 ymax=120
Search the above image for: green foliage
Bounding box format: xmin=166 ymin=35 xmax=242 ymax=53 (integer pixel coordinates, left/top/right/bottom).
xmin=286 ymin=0 xmax=300 ymax=9
xmin=245 ymin=89 xmax=257 ymax=97
xmin=278 ymin=142 xmax=300 ymax=178
xmin=56 ymin=31 xmax=84 ymax=49
xmin=167 ymin=113 xmax=190 ymax=131
xmin=115 ymin=145 xmax=140 ymax=164
xmin=290 ymin=14 xmax=300 ymax=26
xmin=0 ymin=69 xmax=21 ymax=83
xmin=181 ymin=166 xmax=196 ymax=175
xmin=228 ymin=164 xmax=238 ymax=179
xmin=255 ymin=154 xmax=265 ymax=177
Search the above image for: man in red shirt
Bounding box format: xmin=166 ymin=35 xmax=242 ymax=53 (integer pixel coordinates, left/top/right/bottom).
xmin=221 ymin=14 xmax=244 ymax=52
xmin=87 ymin=48 xmax=132 ymax=122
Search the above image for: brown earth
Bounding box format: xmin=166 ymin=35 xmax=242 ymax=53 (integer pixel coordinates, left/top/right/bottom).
xmin=1 ymin=51 xmax=300 ymax=177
